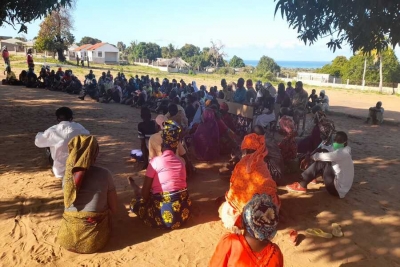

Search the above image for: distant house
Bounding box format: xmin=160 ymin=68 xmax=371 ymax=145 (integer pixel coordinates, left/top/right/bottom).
xmin=73 ymin=43 xmax=119 ymax=64
xmin=297 ymin=72 xmax=341 ymax=83
xmin=0 ymin=38 xmax=33 ymax=52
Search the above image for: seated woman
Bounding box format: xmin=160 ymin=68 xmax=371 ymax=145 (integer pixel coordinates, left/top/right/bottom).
xmin=58 ymin=135 xmax=118 ymax=254
xmin=366 ymin=101 xmax=384 ymax=125
xmin=219 ymin=102 xmax=236 ymax=132
xmin=219 ymin=133 xmax=280 ymax=232
xmin=128 ymin=121 xmax=191 ymax=229
xmin=210 ymin=193 xmax=283 ymax=267
xmin=193 ymin=108 xmax=220 ymax=161
xmin=278 ymin=116 xmax=297 ymax=163
xmin=298 ymin=110 xmax=335 ymax=154
xmin=2 ymin=66 xmax=21 ymax=85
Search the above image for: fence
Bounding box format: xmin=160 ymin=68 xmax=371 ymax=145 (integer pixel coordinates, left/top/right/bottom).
xmin=133 ymin=58 xmax=189 ymax=74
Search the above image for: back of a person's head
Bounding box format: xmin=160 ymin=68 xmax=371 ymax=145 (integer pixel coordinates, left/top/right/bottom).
xmin=253 ymin=125 xmax=265 ymax=136
xmin=172 ymin=97 xmax=180 ymax=105
xmin=238 ymin=78 xmax=245 ymax=87
xmin=336 ymin=131 xmax=348 ymax=143
xmin=56 ymin=107 xmax=73 ymax=121
xmin=287 ymin=82 xmax=292 ymax=86
xmin=140 ymin=107 xmax=152 ymax=121
xmin=246 ymin=79 xmax=253 ymax=87
xmin=168 ymin=104 xmax=179 ymax=116
xmin=278 ymin=83 xmax=285 ymax=93
xmin=376 ymin=101 xmax=382 ymax=108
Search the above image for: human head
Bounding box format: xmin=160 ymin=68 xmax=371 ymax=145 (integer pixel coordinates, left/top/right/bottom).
xmin=140 ymin=107 xmax=151 ymax=122
xmin=242 ymin=193 xmax=279 ymax=241
xmin=253 ymin=125 xmax=265 ymax=136
xmin=241 ymin=133 xmax=266 ymax=157
xmin=237 ymin=78 xmax=245 ymax=88
xmin=320 ymin=90 xmax=325 ymax=97
xmin=278 ymin=83 xmax=285 ymax=95
xmin=221 ymin=79 xmax=227 ymax=88
xmin=102 ymin=72 xmax=106 ymax=77
xmin=56 ymin=107 xmax=73 ymax=122
xmin=279 ymin=116 xmax=296 ymax=137
xmin=295 ymin=81 xmax=303 ymax=92
xmin=334 ymin=131 xmax=348 ymax=147
xmin=155 ymin=114 xmax=167 ymax=131
xmin=168 ymin=103 xmax=179 ymax=117
xmin=58 ymin=67 xmax=62 ymax=72
xmin=172 ymin=96 xmax=180 ymax=105
xmin=219 ymin=102 xmax=229 ymax=114
xmin=312 ymin=89 xmax=316 ymax=94
xmin=246 ymin=79 xmax=253 ymax=89
xmin=161 ymin=120 xmax=181 ymax=152
xmin=89 ymin=70 xmax=93 ymax=74
xmin=376 ymin=101 xmax=382 ymax=108
xmin=27 ymin=48 xmax=32 ymax=54
xmin=287 ymin=81 xmax=292 ymax=87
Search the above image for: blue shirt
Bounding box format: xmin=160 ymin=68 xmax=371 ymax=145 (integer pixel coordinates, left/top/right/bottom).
xmin=233 ymin=87 xmax=246 ymax=104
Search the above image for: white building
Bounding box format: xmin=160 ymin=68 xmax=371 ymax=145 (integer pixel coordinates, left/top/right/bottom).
xmin=74 ymin=43 xmax=119 ymax=64
xmin=74 ymin=44 xmax=92 ymax=60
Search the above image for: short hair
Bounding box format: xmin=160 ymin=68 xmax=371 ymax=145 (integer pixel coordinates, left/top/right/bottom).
xmin=172 ymin=97 xmax=180 ymax=105
xmin=287 ymin=82 xmax=292 ymax=86
xmin=253 ymin=125 xmax=265 ymax=136
xmin=296 ymin=81 xmax=303 ymax=87
xmin=55 ymin=107 xmax=73 ymax=121
xmin=336 ymin=131 xmax=348 ymax=142
xmin=238 ymin=78 xmax=245 ymax=86
xmin=140 ymin=107 xmax=152 ymax=121
xmin=168 ymin=104 xmax=179 ymax=116
xmin=246 ymin=79 xmax=253 ymax=87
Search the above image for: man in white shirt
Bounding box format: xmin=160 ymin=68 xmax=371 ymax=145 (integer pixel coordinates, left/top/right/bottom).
xmin=286 ymin=131 xmax=354 ymax=198
xmin=35 ymin=107 xmax=90 ymax=178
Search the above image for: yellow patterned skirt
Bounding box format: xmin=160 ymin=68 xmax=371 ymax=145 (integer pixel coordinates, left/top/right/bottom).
xmin=57 ymin=210 xmax=111 ymax=254
xmin=130 ymin=188 xmax=191 ymax=230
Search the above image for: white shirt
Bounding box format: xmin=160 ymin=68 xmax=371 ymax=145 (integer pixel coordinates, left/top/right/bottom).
xmin=35 ymin=121 xmax=90 ymax=178
xmin=313 ymin=146 xmax=354 ymax=198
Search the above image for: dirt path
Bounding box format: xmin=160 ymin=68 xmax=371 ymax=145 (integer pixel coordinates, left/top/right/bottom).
xmin=0 ymin=85 xmax=399 ymax=267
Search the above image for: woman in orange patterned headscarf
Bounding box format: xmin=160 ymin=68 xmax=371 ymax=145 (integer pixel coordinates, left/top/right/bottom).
xmin=219 ymin=133 xmax=280 ymax=231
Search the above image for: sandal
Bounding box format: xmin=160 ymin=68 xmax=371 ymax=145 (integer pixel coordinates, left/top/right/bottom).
xmin=305 ymin=228 xmax=333 ymax=239
xmin=332 ymin=223 xmax=343 ymax=237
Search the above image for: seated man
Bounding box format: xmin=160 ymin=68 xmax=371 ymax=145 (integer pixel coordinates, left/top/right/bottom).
xmin=307 ymin=89 xmax=318 ymax=111
xmin=137 ymin=107 xmax=158 ymax=169
xmin=2 ymin=66 xmax=20 ymax=85
xmin=286 ymin=131 xmax=354 ymax=198
xmin=34 ymin=107 xmax=90 ymax=178
xmin=313 ymin=89 xmax=329 ymax=112
xmin=85 ymin=69 xmax=95 ymax=83
xmin=26 ymin=68 xmax=38 ymax=88
xmin=280 ymin=81 xmax=308 ymax=123
xmin=366 ymin=101 xmax=384 ymax=125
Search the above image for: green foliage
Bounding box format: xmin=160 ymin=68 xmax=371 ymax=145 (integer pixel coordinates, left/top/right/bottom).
xmin=317 ymin=56 xmax=348 ymax=77
xmin=216 ymin=67 xmax=235 ymax=75
xmin=130 ymin=42 xmax=162 ymax=61
xmin=78 ymin=36 xmax=102 ymax=46
xmin=179 ymin=44 xmax=200 ymax=61
xmin=34 ymin=9 xmax=75 ymax=62
xmin=1 ymin=0 xmax=73 ymax=33
xmin=275 ymin=0 xmax=400 ymax=53
xmin=229 ymin=55 xmax=245 ymax=68
xmin=161 ymin=43 xmax=176 ymax=58
xmin=188 ymin=70 xmax=196 ymax=76
xmin=256 ymin=56 xmax=281 ymax=77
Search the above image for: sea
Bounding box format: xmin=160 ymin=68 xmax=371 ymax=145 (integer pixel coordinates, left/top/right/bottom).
xmin=243 ymin=59 xmax=329 ymax=69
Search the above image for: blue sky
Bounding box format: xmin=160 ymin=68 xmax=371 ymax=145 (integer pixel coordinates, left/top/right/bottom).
xmin=2 ymin=0 xmax=398 ymax=61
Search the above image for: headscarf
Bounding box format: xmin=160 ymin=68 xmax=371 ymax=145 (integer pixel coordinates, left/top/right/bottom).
xmin=156 ymin=114 xmax=168 ymax=129
xmin=241 ymin=133 xmax=268 ymax=174
xmin=161 ymin=120 xmax=181 ymax=149
xmin=220 ymin=102 xmax=229 ymax=112
xmin=315 ymin=111 xmax=335 ymax=142
xmin=242 ymin=193 xmax=279 ymax=241
xmin=192 ymin=81 xmax=199 ymax=92
xmin=63 ymin=135 xmax=98 ymax=208
xmin=279 ymin=115 xmax=296 ymax=138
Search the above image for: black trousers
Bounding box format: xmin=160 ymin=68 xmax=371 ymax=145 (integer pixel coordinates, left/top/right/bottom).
xmin=300 ymin=161 xmax=339 ymax=197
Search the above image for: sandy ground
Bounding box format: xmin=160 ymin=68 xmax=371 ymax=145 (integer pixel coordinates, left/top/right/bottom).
xmin=0 ymin=84 xmax=400 ymax=267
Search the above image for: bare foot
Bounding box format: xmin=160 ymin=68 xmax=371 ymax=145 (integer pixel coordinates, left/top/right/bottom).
xmin=127 ymin=177 xmax=141 ymax=198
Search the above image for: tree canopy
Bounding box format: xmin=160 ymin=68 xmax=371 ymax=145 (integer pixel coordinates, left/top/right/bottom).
xmin=317 ymin=56 xmax=348 ymax=78
xmin=2 ymin=0 xmax=74 ymax=33
xmin=274 ymin=0 xmax=400 ymax=53
xmin=229 ymin=55 xmax=245 ymax=68
xmin=34 ymin=9 xmax=74 ymax=61
xmin=130 ymin=42 xmax=161 ymax=61
xmin=180 ymin=44 xmax=200 ymax=60
xmin=78 ymin=36 xmax=101 ymax=46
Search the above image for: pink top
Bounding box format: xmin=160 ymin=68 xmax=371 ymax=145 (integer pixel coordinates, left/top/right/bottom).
xmin=146 ymin=150 xmax=187 ymax=194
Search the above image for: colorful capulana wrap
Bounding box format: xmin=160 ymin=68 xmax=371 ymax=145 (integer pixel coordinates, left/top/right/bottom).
xmin=161 ymin=120 xmax=181 ymax=150
xmin=242 ymin=193 xmax=279 ymax=241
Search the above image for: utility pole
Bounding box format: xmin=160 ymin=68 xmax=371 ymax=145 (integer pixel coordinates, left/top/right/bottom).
xmin=362 ymin=57 xmax=367 ymax=90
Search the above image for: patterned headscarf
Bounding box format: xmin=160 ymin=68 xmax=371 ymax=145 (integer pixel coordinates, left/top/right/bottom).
xmin=63 ymin=135 xmax=98 ymax=208
xmin=241 ymin=133 xmax=268 ymax=174
xmin=315 ymin=111 xmax=335 ymax=142
xmin=279 ymin=115 xmax=296 ymax=138
xmin=161 ymin=120 xmax=182 ymax=149
xmin=242 ymin=193 xmax=279 ymax=241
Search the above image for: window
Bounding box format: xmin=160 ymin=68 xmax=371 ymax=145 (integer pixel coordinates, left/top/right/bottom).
xmin=98 ymin=51 xmax=102 ymax=57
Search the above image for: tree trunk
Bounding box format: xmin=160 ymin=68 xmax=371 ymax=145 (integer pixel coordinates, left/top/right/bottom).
xmin=379 ymin=52 xmax=383 ymax=93
xmin=57 ymin=48 xmax=66 ymax=62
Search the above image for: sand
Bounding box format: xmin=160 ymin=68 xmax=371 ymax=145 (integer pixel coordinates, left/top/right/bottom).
xmin=0 ymin=84 xmax=400 ymax=267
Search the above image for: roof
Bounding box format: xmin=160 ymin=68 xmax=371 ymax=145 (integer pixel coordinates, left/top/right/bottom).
xmin=1 ymin=38 xmax=26 ymax=45
xmin=87 ymin=43 xmax=105 ymax=51
xmin=74 ymin=44 xmax=92 ymax=51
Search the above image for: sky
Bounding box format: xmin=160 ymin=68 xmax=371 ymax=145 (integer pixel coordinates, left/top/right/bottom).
xmin=1 ymin=0 xmax=398 ymax=61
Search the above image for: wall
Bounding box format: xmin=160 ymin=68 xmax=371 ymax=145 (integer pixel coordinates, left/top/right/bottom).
xmin=280 ymin=77 xmax=399 ymax=95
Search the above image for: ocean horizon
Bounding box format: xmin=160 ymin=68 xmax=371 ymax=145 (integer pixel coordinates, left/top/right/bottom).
xmin=243 ymin=59 xmax=330 ymax=69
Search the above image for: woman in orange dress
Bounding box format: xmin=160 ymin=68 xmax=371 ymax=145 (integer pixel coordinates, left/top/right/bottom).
xmin=210 ymin=193 xmax=283 ymax=267
xmin=219 ymin=133 xmax=280 ymax=231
